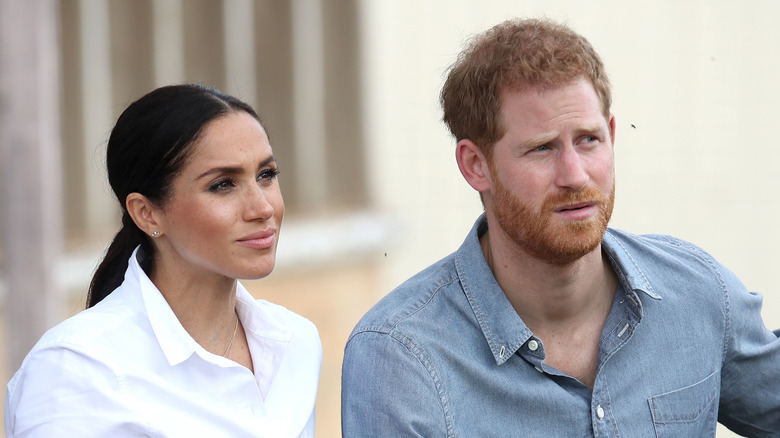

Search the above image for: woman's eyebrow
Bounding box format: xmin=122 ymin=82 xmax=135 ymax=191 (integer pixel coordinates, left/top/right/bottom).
xmin=196 ymin=156 xmax=276 ymax=180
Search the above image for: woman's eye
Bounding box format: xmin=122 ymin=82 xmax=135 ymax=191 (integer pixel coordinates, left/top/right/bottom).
xmin=208 ymin=179 xmax=235 ymax=192
xmin=257 ymin=168 xmax=280 ymax=183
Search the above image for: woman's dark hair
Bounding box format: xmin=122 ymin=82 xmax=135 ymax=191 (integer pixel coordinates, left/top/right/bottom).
xmin=87 ymin=84 xmax=261 ymax=308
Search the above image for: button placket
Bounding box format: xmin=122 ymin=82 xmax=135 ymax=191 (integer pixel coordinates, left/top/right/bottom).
xmin=522 ymin=338 xmax=545 ymax=373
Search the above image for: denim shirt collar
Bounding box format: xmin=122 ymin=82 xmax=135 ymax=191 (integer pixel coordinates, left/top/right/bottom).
xmin=601 ymin=230 xmax=662 ymax=301
xmin=454 ymin=214 xmax=661 ymax=365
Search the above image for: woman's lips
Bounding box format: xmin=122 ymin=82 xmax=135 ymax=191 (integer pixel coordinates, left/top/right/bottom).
xmin=237 ymin=228 xmax=276 ymax=250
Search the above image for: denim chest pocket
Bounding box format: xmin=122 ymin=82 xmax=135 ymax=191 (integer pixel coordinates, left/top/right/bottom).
xmin=647 ymin=371 xmax=719 ymax=437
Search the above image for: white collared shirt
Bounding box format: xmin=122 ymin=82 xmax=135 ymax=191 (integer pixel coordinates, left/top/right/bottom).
xmin=5 ymin=248 xmax=322 ymax=437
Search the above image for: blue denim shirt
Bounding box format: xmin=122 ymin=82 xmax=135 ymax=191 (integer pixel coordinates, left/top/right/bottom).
xmin=342 ymin=215 xmax=780 ymax=437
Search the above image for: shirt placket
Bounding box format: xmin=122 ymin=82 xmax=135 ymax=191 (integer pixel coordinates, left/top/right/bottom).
xmin=591 ymin=287 xmax=643 ymax=437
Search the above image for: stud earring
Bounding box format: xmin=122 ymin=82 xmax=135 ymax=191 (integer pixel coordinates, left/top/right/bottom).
xmin=151 ymin=231 xmax=161 ymax=237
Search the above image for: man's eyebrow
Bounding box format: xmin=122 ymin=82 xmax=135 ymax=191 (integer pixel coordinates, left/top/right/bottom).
xmin=196 ymin=156 xmax=276 ymax=180
xmin=575 ymin=124 xmax=606 ymax=135
xmin=522 ymin=133 xmax=556 ymax=149
xmin=521 ymin=124 xmax=606 ymax=149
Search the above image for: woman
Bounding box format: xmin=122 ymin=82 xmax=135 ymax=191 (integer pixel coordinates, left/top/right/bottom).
xmin=4 ymin=84 xmax=322 ymax=437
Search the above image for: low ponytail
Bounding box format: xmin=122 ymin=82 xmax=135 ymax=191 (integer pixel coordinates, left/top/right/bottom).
xmin=87 ymin=212 xmax=153 ymax=308
xmin=85 ymin=84 xmax=261 ymax=308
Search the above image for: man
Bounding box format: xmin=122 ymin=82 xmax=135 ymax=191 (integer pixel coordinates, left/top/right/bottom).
xmin=341 ymin=18 xmax=780 ymax=437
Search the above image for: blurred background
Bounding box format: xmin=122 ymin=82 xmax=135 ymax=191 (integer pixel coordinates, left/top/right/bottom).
xmin=1 ymin=0 xmax=779 ymax=436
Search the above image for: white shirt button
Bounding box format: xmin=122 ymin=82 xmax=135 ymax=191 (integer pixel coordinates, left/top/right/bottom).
xmin=596 ymin=405 xmax=605 ymax=419
xmin=527 ymin=339 xmax=539 ymax=351
xmin=534 ymin=365 xmax=544 ymax=373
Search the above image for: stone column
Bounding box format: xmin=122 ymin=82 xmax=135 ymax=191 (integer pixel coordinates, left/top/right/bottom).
xmin=0 ymin=0 xmax=65 ymax=371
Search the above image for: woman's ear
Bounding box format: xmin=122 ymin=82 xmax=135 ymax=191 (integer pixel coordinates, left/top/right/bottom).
xmin=455 ymin=139 xmax=492 ymax=193
xmin=126 ymin=193 xmax=162 ymax=238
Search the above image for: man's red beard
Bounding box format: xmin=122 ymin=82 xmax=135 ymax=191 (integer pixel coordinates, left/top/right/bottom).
xmin=491 ymin=175 xmax=615 ymax=266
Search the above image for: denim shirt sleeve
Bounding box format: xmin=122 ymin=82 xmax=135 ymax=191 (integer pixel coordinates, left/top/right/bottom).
xmin=716 ymin=262 xmax=780 ymax=436
xmin=342 ymin=329 xmax=452 ymax=438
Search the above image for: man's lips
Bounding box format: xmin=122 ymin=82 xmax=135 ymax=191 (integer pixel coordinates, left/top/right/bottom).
xmin=554 ymin=201 xmax=596 ymax=213
xmin=237 ymin=228 xmax=276 ymax=249
xmin=553 ymin=201 xmax=598 ymax=220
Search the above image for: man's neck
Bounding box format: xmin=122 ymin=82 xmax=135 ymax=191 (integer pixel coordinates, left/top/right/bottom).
xmin=481 ymin=227 xmax=617 ymax=389
xmin=480 ymin=228 xmax=617 ymax=334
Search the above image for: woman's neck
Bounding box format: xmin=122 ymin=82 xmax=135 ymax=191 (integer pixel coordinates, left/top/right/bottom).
xmin=149 ymin=256 xmax=239 ymax=356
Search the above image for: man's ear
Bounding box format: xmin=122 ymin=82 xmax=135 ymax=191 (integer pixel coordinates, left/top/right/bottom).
xmin=456 ymin=139 xmax=491 ymax=192
xmin=126 ymin=193 xmax=162 ymax=238
xmin=609 ymin=113 xmax=616 ymax=148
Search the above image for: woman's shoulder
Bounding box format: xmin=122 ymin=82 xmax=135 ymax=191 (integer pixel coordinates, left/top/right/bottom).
xmin=7 ymin=290 xmax=140 ymax=396
xmin=28 ymin=287 xmax=147 ymax=362
xmin=5 ymin=296 xmax=150 ymax=438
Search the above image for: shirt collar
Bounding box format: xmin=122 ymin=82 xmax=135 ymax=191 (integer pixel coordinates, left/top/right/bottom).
xmin=454 ymin=214 xmax=533 ymax=365
xmin=235 ymin=283 xmax=293 ymax=398
xmin=602 ymin=229 xmax=662 ymax=300
xmin=235 ymin=284 xmax=292 ymax=343
xmin=128 ymin=248 xmax=292 ymax=368
xmin=454 ymin=215 xmax=661 ymax=366
xmin=129 ymin=248 xmax=204 ymax=366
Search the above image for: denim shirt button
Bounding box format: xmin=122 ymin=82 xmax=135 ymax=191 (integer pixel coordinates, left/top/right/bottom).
xmin=534 ymin=365 xmax=543 ymax=373
xmin=499 ymin=346 xmax=506 ymax=359
xmin=596 ymin=405 xmax=605 ymax=420
xmin=527 ymin=339 xmax=539 ymax=351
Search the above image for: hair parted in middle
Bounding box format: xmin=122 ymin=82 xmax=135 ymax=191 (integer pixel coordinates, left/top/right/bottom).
xmin=87 ymin=84 xmax=263 ymax=308
xmin=440 ymin=18 xmax=612 ymax=159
